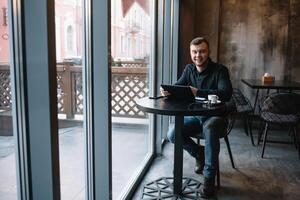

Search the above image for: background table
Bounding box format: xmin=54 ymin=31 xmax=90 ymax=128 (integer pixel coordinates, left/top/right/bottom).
xmin=136 ymin=97 xmax=226 ymax=199
xmin=242 ymin=79 xmax=300 ymax=145
xmin=241 ymin=79 xmax=300 ymax=113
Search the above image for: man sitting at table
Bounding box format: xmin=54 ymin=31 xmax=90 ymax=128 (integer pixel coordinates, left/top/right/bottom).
xmin=160 ymin=37 xmax=232 ymax=198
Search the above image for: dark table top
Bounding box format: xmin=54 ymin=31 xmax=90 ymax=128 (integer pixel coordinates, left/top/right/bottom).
xmin=241 ymin=79 xmax=300 ymax=90
xmin=136 ymin=97 xmax=226 ymax=116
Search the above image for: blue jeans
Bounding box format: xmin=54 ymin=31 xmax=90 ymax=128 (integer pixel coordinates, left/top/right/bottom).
xmin=167 ymin=116 xmax=226 ymax=180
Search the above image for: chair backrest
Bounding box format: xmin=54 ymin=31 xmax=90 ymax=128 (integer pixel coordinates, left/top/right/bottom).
xmin=261 ymin=92 xmax=300 ymax=115
xmin=232 ymin=88 xmax=253 ymax=113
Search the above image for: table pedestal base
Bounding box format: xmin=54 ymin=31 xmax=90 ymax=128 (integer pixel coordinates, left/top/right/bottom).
xmin=141 ymin=177 xmax=202 ymax=199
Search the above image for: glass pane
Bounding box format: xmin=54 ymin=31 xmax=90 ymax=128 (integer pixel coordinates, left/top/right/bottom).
xmin=0 ymin=0 xmax=17 ymax=199
xmin=111 ymin=0 xmax=153 ymax=198
xmin=55 ymin=0 xmax=85 ymax=199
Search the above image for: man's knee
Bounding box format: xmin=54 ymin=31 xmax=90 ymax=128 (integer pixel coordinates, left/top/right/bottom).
xmin=203 ymin=117 xmax=226 ymax=137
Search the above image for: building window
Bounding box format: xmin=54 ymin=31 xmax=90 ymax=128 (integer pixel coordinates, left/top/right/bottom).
xmin=67 ymin=25 xmax=74 ymax=52
xmin=2 ymin=7 xmax=8 ymax=26
xmin=127 ymin=37 xmax=131 ymax=57
xmin=140 ymin=14 xmax=143 ymax=30
xmin=121 ymin=35 xmax=126 ymax=53
xmin=140 ymin=39 xmax=143 ymax=56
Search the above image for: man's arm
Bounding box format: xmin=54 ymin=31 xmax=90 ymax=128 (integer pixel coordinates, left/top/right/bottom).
xmin=216 ymin=67 xmax=233 ymax=101
xmin=175 ymin=65 xmax=199 ymax=96
xmin=175 ymin=65 xmax=190 ymax=86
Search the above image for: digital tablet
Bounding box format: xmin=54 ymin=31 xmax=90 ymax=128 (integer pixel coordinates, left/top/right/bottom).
xmin=161 ymin=84 xmax=195 ymax=102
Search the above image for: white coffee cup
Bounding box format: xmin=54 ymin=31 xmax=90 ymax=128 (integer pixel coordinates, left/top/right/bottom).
xmin=208 ymin=94 xmax=219 ymax=104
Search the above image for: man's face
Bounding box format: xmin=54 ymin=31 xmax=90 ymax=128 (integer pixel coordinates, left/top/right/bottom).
xmin=190 ymin=42 xmax=209 ymax=67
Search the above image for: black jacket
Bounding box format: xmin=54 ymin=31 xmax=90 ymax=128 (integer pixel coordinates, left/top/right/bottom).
xmin=175 ymin=59 xmax=233 ymax=102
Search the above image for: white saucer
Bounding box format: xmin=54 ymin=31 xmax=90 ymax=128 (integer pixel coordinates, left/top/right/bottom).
xmin=203 ymin=100 xmax=221 ymax=104
xmin=195 ymin=97 xmax=206 ymax=101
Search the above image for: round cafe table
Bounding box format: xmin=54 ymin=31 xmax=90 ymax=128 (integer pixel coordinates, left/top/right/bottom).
xmin=136 ymin=97 xmax=226 ymax=199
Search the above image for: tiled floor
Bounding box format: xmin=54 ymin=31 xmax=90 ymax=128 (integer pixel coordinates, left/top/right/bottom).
xmin=1 ymin=122 xmax=300 ymax=200
xmin=132 ymin=125 xmax=300 ymax=200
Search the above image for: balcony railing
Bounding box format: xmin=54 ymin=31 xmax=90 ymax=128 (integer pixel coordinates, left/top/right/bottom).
xmin=0 ymin=63 xmax=10 ymax=111
xmin=113 ymin=60 xmax=147 ymax=68
xmin=0 ymin=61 xmax=149 ymax=119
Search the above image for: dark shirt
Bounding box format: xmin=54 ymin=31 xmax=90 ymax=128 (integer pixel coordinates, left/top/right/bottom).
xmin=175 ymin=58 xmax=233 ymax=102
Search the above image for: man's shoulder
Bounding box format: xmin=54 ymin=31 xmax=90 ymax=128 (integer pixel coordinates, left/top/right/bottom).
xmin=208 ymin=60 xmax=229 ymax=72
xmin=208 ymin=59 xmax=227 ymax=68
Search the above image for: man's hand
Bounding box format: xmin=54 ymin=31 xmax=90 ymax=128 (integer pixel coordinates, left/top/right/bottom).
xmin=189 ymin=86 xmax=198 ymax=97
xmin=160 ymin=87 xmax=171 ymax=96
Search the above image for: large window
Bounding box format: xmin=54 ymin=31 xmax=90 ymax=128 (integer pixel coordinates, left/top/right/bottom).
xmin=55 ymin=0 xmax=85 ymax=199
xmin=0 ymin=0 xmax=162 ymax=199
xmin=111 ymin=0 xmax=154 ymax=199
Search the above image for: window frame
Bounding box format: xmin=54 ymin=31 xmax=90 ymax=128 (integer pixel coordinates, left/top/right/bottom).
xmin=7 ymin=0 xmax=169 ymax=199
xmin=10 ymin=0 xmax=60 ymax=199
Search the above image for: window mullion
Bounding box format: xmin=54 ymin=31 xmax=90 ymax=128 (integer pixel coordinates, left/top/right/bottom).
xmin=11 ymin=0 xmax=60 ymax=199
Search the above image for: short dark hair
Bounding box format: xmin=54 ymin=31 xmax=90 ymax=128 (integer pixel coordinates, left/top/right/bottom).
xmin=190 ymin=37 xmax=209 ymax=48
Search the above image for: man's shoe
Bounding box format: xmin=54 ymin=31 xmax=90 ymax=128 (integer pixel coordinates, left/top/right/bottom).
xmin=194 ymin=146 xmax=204 ymax=174
xmin=199 ymin=177 xmax=215 ymax=198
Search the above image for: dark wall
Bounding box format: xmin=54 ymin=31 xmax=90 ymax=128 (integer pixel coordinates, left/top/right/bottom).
xmin=219 ymin=0 xmax=290 ymax=88
xmin=178 ymin=0 xmax=196 ymax=77
xmin=178 ymin=0 xmax=220 ymax=76
xmin=178 ymin=0 xmax=300 ymax=98
xmin=289 ymin=0 xmax=300 ymax=81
